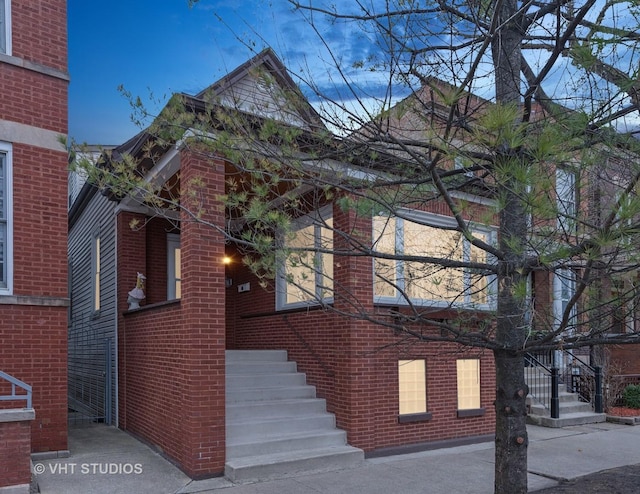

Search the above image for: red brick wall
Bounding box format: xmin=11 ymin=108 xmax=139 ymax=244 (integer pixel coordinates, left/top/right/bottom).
xmin=231 ymin=204 xmax=496 ymax=452
xmin=119 ymin=150 xmax=226 ymax=478
xmin=0 ymin=417 xmax=33 ymax=488
xmin=11 ymin=1 xmax=68 ymax=73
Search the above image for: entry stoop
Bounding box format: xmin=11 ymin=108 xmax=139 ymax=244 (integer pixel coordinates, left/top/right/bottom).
xmin=225 ymin=350 xmax=364 ymax=483
xmin=526 ymin=376 xmax=606 ymax=427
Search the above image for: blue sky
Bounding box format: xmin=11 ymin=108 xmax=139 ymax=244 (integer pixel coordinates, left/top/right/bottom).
xmin=68 ymin=0 xmax=272 ymax=144
xmin=68 ymin=0 xmax=379 ymax=145
xmin=68 ymin=1 xmax=640 ymax=145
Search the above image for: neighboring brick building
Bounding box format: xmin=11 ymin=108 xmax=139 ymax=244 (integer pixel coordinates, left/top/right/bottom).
xmin=0 ymin=0 xmax=69 ymax=458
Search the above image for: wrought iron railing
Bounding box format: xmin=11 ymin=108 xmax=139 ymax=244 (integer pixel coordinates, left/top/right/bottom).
xmin=525 ymin=349 xmax=603 ymax=419
xmin=0 ymin=370 xmax=32 ymax=409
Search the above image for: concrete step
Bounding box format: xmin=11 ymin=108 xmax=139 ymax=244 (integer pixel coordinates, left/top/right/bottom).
xmin=226 ymin=349 xmax=288 ymax=362
xmin=226 ymin=384 xmax=317 ymax=403
xmin=527 ymin=411 xmax=607 ymax=428
xmin=224 ymin=446 xmax=364 ymax=483
xmin=226 ymin=398 xmax=328 ymax=421
xmin=227 ymin=429 xmax=348 ymax=458
xmin=529 ymin=400 xmax=593 ymax=416
xmin=227 ymin=413 xmax=337 ymax=440
xmin=226 ymin=372 xmax=308 ymax=388
xmin=226 ymin=361 xmax=298 ymax=375
xmin=225 ymin=349 xmax=364 ymax=482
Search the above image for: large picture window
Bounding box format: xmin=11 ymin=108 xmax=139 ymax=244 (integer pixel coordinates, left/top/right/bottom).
xmin=0 ymin=142 xmax=12 ymax=294
xmin=277 ymin=207 xmax=333 ymax=309
xmin=373 ymin=211 xmax=495 ymax=308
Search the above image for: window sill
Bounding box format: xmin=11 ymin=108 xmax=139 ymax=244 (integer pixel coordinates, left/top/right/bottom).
xmin=457 ymin=408 xmax=485 ymax=418
xmin=398 ymin=412 xmax=432 ymax=424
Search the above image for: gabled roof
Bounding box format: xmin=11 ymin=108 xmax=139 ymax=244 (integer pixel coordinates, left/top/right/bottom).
xmin=196 ymin=48 xmax=326 ymax=132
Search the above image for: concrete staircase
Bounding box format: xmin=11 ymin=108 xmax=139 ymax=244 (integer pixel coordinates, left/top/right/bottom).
xmin=526 ymin=371 xmax=606 ymax=427
xmin=225 ymin=350 xmax=364 ymax=482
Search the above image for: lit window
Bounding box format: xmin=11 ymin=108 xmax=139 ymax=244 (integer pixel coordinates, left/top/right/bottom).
xmin=556 ymin=167 xmax=577 ymax=233
xmin=398 ymin=359 xmax=427 ymax=415
xmin=456 ymin=359 xmax=480 ymax=410
xmin=0 ymin=142 xmax=12 ymax=293
xmin=167 ymin=234 xmax=181 ymax=300
xmin=277 ymin=207 xmax=333 ymax=309
xmin=373 ymin=211 xmax=495 ymax=308
xmin=0 ymin=0 xmax=11 ymax=56
xmin=91 ymin=230 xmax=100 ymax=312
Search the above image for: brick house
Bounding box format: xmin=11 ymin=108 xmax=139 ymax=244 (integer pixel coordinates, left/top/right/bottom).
xmin=70 ymin=45 xmax=638 ymax=479
xmin=0 ymin=0 xmax=69 ymax=450
xmin=0 ymin=0 xmax=70 ymax=488
xmin=68 ymin=49 xmax=500 ymax=480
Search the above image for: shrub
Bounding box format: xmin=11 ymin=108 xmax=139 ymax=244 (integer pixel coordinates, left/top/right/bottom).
xmin=622 ymin=385 xmax=640 ymax=409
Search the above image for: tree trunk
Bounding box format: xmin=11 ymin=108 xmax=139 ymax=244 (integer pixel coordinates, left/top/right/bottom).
xmin=491 ymin=1 xmax=528 ymax=491
xmin=493 ymin=349 xmax=529 ymax=493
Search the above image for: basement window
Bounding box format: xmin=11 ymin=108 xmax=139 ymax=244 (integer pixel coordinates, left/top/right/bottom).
xmin=398 ymin=359 xmax=432 ymax=423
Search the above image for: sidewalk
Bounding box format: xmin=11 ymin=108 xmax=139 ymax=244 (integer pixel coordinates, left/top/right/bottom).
xmin=33 ymin=421 xmax=640 ymax=494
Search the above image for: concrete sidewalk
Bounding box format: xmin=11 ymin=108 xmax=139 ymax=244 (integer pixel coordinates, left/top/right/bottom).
xmin=33 ymin=421 xmax=640 ymax=494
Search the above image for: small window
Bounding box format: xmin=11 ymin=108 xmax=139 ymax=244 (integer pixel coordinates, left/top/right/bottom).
xmin=456 ymin=359 xmax=481 ymax=411
xmin=556 ymin=167 xmax=577 ymax=233
xmin=398 ymin=359 xmax=427 ymax=415
xmin=167 ymin=234 xmax=181 ymax=300
xmin=91 ymin=229 xmax=100 ymax=313
xmin=0 ymin=0 xmax=11 ymax=56
xmin=0 ymin=142 xmax=12 ymax=294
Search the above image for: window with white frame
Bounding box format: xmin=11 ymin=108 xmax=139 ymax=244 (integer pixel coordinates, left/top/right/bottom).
xmin=398 ymin=359 xmax=427 ymax=415
xmin=553 ymin=268 xmax=576 ymax=331
xmin=0 ymin=142 xmax=12 ymax=293
xmin=556 ymin=167 xmax=577 ymax=233
xmin=91 ymin=229 xmax=100 ymax=313
xmin=0 ymin=0 xmax=11 ymax=55
xmin=167 ymin=234 xmax=181 ymax=300
xmin=456 ymin=359 xmax=481 ymax=410
xmin=373 ymin=211 xmax=495 ymax=308
xmin=277 ymin=207 xmax=333 ymax=309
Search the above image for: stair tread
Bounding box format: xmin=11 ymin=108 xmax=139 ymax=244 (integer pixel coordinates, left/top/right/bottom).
xmin=227 ymin=412 xmax=335 ymax=425
xmin=225 ymin=445 xmax=363 ymax=468
xmin=227 ymin=429 xmax=345 ymax=447
xmin=227 ymin=398 xmax=324 ymax=407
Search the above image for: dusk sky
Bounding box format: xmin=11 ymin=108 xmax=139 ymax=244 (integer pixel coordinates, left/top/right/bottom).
xmin=67 ymin=2 xmax=639 ymax=145
xmin=68 ymin=0 xmax=375 ymax=145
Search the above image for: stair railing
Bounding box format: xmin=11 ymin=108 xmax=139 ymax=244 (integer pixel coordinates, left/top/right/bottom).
xmin=564 ymin=352 xmax=603 ymax=414
xmin=525 ymin=350 xmax=604 ymax=418
xmin=524 ymin=353 xmax=556 ymax=417
xmin=0 ymin=371 xmax=32 ymax=409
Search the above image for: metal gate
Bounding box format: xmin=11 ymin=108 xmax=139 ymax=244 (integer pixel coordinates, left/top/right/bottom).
xmin=68 ymin=326 xmax=113 ymax=425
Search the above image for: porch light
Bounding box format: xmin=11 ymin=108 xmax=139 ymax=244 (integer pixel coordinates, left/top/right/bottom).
xmin=222 ymin=256 xmax=232 ymax=265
